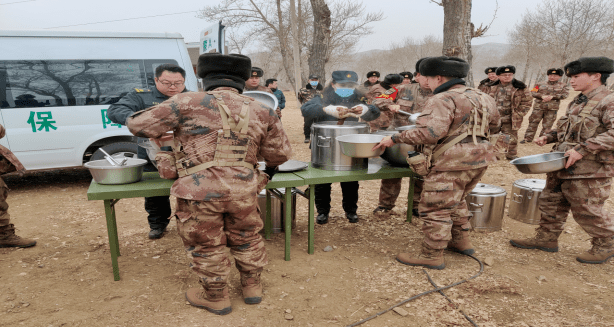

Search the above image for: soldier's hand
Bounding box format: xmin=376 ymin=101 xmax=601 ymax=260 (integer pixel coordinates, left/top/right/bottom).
xmin=276 ymin=108 xmax=282 ymax=118
xmin=389 ymin=105 xmax=400 ymax=113
xmin=564 ymin=149 xmax=583 ymax=168
xmin=534 ymin=136 xmax=548 ymax=146
xmin=151 ymin=133 xmax=173 ymax=147
xmin=372 ymin=136 xmax=394 ymax=151
xmin=542 ymin=96 xmax=552 ymax=102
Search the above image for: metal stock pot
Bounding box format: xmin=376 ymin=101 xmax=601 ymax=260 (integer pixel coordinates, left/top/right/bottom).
xmin=310 ymin=121 xmax=369 ymax=171
xmin=509 ymin=179 xmax=546 ymax=225
xmin=466 ymin=183 xmax=507 ymax=232
xmin=373 ymin=130 xmax=414 ymax=166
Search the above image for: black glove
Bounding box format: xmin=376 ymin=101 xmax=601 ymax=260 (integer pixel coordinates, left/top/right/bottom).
xmin=264 ymin=166 xmax=278 ymax=179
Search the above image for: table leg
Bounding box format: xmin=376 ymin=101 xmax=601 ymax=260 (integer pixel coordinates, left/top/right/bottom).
xmin=308 ymin=184 xmax=315 ymax=255
xmin=265 ymin=191 xmax=272 ymax=240
xmin=407 ymin=175 xmax=414 ymax=223
xmin=284 ymin=187 xmax=292 ymax=261
xmin=103 ymin=199 xmax=121 ymax=281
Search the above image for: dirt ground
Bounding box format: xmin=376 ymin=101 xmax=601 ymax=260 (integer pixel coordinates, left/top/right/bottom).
xmin=1 ymin=90 xmax=614 ymax=327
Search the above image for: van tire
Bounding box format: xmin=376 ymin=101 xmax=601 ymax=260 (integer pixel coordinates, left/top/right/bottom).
xmin=90 ymin=142 xmax=138 ymax=161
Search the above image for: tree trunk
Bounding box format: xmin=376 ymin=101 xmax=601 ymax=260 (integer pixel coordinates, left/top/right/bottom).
xmin=276 ymin=0 xmax=297 ymax=91
xmin=441 ymin=0 xmax=474 ymax=86
xmin=308 ymin=0 xmax=331 ymax=86
xmin=522 ymin=48 xmax=531 ymax=83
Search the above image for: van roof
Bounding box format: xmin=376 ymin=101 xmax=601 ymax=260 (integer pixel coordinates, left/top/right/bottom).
xmin=0 ymin=30 xmax=185 ymax=39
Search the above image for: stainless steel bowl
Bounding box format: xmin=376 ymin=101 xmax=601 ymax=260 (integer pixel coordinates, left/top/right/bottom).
xmin=374 ymin=131 xmax=413 ymax=166
xmin=510 ymin=152 xmax=567 ymax=174
xmin=84 ymin=158 xmax=148 ymax=184
xmin=336 ymin=134 xmax=385 ymax=158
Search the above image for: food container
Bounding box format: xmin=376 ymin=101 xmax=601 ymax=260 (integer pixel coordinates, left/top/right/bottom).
xmin=336 ymin=134 xmax=385 ymax=158
xmin=84 ymin=158 xmax=148 ymax=184
xmin=310 ymin=121 xmax=370 ymax=171
xmin=466 ymin=183 xmax=507 ymax=232
xmin=257 ymin=188 xmax=296 ymax=233
xmin=509 ymin=179 xmax=546 ymax=225
xmin=374 ymin=130 xmax=414 ymax=167
xmin=510 ymin=152 xmax=567 ymax=174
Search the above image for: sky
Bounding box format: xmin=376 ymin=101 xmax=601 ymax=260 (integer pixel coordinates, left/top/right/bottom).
xmin=0 ymin=0 xmax=538 ymax=52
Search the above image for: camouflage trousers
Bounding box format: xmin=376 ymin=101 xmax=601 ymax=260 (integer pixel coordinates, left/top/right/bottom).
xmin=175 ymin=196 xmax=267 ymax=286
xmin=0 ymin=177 xmax=9 ymax=228
xmin=524 ymin=109 xmax=558 ymax=142
xmin=378 ymin=177 xmax=423 ymax=210
xmin=538 ymin=173 xmax=614 ymax=238
xmin=500 ymin=122 xmax=518 ymax=157
xmin=419 ymin=168 xmax=487 ymax=249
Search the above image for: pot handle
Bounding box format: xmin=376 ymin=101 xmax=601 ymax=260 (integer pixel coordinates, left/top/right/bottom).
xmin=317 ymin=136 xmax=331 ymax=148
xmin=512 ymin=193 xmax=523 ymax=204
xmin=469 ymin=202 xmax=483 ymax=213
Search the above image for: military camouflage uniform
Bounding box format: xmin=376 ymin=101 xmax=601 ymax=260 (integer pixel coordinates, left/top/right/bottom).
xmin=523 ymin=81 xmax=569 ymax=142
xmin=0 ymin=124 xmax=25 ymax=230
xmin=366 ymin=84 xmax=390 ymax=131
xmin=477 ymin=78 xmax=495 ymax=93
xmin=373 ymin=83 xmax=433 ymax=210
xmin=396 ymin=83 xmax=500 ymax=249
xmin=539 ymin=85 xmax=614 ymax=239
xmin=488 ymin=80 xmax=532 ymax=158
xmin=126 ymin=87 xmax=292 ymax=286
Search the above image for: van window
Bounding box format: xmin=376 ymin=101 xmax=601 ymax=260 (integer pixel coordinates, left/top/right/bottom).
xmin=0 ymin=60 xmax=160 ymax=108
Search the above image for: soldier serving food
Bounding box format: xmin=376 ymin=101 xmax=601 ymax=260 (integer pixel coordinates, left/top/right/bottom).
xmin=301 ymin=70 xmax=380 ymax=225
xmin=374 ymin=56 xmax=500 ymax=270
xmin=511 ymin=57 xmax=614 ymax=265
xmin=126 ymin=53 xmax=292 ymax=315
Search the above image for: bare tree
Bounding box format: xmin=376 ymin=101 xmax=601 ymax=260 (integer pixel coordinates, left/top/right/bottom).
xmin=308 ymin=0 xmax=331 ymax=85
xmin=197 ymin=0 xmax=383 ymax=90
xmin=429 ymin=0 xmax=498 ymax=86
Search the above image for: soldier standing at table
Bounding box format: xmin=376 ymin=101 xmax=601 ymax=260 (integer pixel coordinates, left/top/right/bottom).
xmin=487 ymin=65 xmax=532 ymax=160
xmin=126 ymin=53 xmax=291 ymax=314
xmin=0 ymin=124 xmax=36 ymax=249
xmin=372 ymin=59 xmax=434 ymax=217
xmin=298 ymin=75 xmax=324 ymax=143
xmin=107 ymin=64 xmax=188 ymax=239
xmin=374 ymin=56 xmax=500 ymax=269
xmin=520 ymin=68 xmax=569 ymax=144
xmin=366 ymin=74 xmax=404 ymax=131
xmin=478 ymin=67 xmax=498 ymax=93
xmin=511 ymin=57 xmax=614 ymax=264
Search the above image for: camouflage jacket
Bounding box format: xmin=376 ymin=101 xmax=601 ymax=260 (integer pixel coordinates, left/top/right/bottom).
xmin=477 ymin=78 xmax=496 ymax=93
xmin=244 ymin=85 xmax=273 ymax=93
xmin=488 ymin=79 xmax=532 ymax=130
xmin=546 ymin=85 xmax=614 ymax=179
xmin=365 ymin=84 xmax=390 ymax=130
xmin=0 ymin=124 xmax=25 ymax=175
xmin=298 ymin=83 xmax=323 ymax=104
xmin=372 ymin=83 xmax=433 ymax=129
xmin=126 ymin=87 xmax=292 ymax=201
xmin=530 ymin=80 xmax=569 ymax=110
xmin=396 ymin=83 xmax=501 ymax=171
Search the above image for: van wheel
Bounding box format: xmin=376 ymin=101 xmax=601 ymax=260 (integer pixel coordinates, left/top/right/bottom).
xmin=90 ymin=142 xmax=138 ymax=161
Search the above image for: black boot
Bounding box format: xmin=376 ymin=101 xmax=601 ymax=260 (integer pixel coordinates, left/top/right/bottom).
xmin=316 ymin=213 xmax=329 ymax=225
xmin=346 ymin=212 xmax=359 ymax=223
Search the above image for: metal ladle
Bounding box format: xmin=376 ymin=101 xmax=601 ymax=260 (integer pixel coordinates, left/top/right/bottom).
xmin=397 ymin=111 xmax=421 ymax=124
xmin=99 ymin=148 xmax=127 ymax=166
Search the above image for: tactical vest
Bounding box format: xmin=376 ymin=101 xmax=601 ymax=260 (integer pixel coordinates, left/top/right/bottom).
xmin=173 ymin=91 xmax=257 ymax=178
xmin=556 ymin=92 xmax=610 ymax=159
xmin=431 ymin=87 xmax=491 ymax=161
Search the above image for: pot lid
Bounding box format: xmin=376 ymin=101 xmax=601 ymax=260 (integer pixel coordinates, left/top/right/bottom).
xmin=514 ymin=179 xmax=546 ymax=190
xmin=470 ymin=183 xmax=506 ymax=195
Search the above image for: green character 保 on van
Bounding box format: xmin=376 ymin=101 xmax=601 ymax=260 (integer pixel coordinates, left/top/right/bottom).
xmin=26 ymin=111 xmax=57 ymax=133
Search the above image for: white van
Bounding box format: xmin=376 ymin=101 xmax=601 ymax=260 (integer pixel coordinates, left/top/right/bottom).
xmin=0 ymin=30 xmax=198 ymax=170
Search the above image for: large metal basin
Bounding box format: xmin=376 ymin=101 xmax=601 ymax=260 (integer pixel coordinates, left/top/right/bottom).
xmin=336 ymin=134 xmax=385 ymax=158
xmin=311 ymin=121 xmax=369 ymax=171
xmin=374 ymin=130 xmax=414 ymax=167
xmin=84 ymin=158 xmax=147 ymax=184
xmin=510 ymin=152 xmax=567 ymax=174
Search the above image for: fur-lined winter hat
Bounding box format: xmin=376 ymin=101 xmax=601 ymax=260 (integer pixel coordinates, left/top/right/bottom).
xmin=484 ymin=67 xmax=497 ymax=74
xmin=547 ymin=68 xmax=564 ymax=76
xmin=400 ymin=71 xmax=413 ymax=80
xmin=414 ymin=57 xmax=430 ymax=75
xmin=419 ymin=56 xmax=470 ymax=78
xmin=250 ymin=67 xmax=264 ymax=78
xmin=366 ymin=71 xmax=380 ymax=78
xmin=383 ymin=74 xmax=404 ymax=85
xmin=496 ymin=65 xmax=515 ymax=75
xmin=564 ymin=57 xmax=614 ymax=76
xmin=197 ymin=53 xmax=251 ymax=91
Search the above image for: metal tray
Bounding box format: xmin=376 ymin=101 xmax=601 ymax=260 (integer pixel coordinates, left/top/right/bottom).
xmin=258 ymin=160 xmax=308 ymax=172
